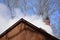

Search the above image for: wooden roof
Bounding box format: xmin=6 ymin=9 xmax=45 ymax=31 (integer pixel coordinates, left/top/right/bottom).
xmin=0 ymin=18 xmax=59 ymax=40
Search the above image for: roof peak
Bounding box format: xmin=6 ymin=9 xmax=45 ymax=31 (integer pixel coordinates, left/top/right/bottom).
xmin=0 ymin=18 xmax=59 ymax=40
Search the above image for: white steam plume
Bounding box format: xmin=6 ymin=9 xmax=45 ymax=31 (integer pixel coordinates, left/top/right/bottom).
xmin=0 ymin=4 xmax=54 ymax=37
xmin=9 ymin=8 xmax=54 ymax=36
xmin=0 ymin=3 xmax=10 ymax=34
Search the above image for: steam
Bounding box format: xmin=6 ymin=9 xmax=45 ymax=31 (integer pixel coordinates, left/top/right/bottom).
xmin=0 ymin=3 xmax=10 ymax=34
xmin=9 ymin=8 xmax=53 ymax=36
xmin=0 ymin=4 xmax=53 ymax=36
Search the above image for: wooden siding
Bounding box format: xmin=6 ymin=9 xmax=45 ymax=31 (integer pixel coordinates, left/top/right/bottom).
xmin=0 ymin=23 xmax=46 ymax=40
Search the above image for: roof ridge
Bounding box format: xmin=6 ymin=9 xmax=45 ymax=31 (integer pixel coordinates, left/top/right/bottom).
xmin=0 ymin=18 xmax=59 ymax=40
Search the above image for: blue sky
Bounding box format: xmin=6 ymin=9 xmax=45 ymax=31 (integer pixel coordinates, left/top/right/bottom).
xmin=0 ymin=0 xmax=4 ymax=3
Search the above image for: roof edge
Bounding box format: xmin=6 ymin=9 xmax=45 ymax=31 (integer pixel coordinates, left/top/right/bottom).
xmin=0 ymin=18 xmax=59 ymax=40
